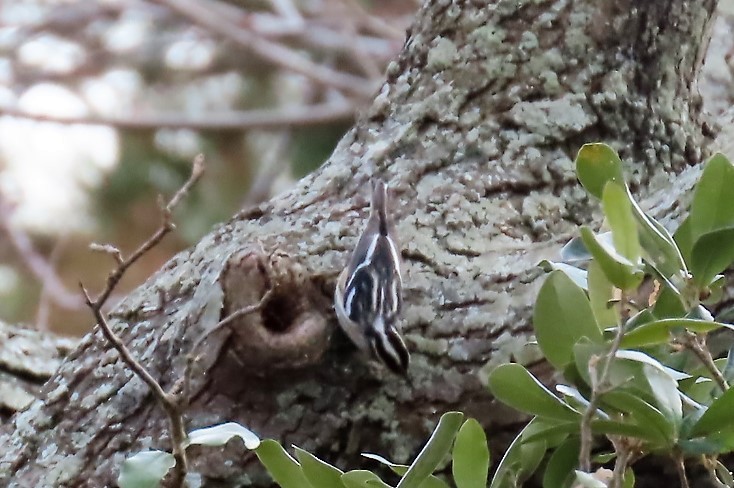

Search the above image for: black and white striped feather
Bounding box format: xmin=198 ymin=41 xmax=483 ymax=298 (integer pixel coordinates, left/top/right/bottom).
xmin=334 ymin=179 xmax=409 ymax=375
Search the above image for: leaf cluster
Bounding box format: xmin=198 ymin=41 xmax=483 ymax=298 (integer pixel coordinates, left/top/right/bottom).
xmin=489 ymin=145 xmax=734 ymax=487
xmin=118 ymin=414 xmax=490 ymax=488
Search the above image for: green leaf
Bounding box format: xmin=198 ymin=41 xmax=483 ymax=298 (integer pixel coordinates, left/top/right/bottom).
xmin=623 ymin=468 xmax=635 ymax=488
xmin=518 ymin=431 xmax=547 ymax=479
xmin=628 ymin=190 xmax=686 ymax=278
xmin=613 ymin=350 xmax=686 ymax=378
xmin=603 ymin=182 xmax=641 ymax=262
xmin=575 ymin=143 xmax=625 ymax=199
xmin=396 ymin=412 xmax=464 ymax=488
xmin=602 ymin=391 xmax=674 ymax=445
xmin=417 ymin=478 xmax=451 ymax=488
xmin=255 ymin=439 xmax=314 ymax=488
xmin=642 ymin=364 xmax=682 ymax=427
xmin=538 ymin=260 xmax=588 ymax=290
xmin=542 ymin=437 xmax=579 ymax=488
xmin=691 ymin=386 xmax=734 ymax=437
xmin=590 ymin=419 xmax=663 ymax=443
xmin=674 ymin=216 xmax=694 ymax=266
xmin=679 ymin=429 xmax=734 ymax=455
xmin=704 ymin=274 xmax=726 ymax=304
xmin=652 ymin=286 xmax=687 ymax=320
xmin=686 ymin=153 xmax=734 ymax=283
xmin=452 ymin=419 xmax=489 ymax=488
xmin=690 ymin=153 xmax=734 ymax=240
xmin=118 ymin=450 xmax=176 ymax=488
xmin=490 ymin=419 xmax=548 ymax=488
xmin=555 ymin=384 xmax=592 ymax=412
xmin=723 ymin=347 xmax=734 ymax=385
xmin=488 ymin=364 xmax=579 ymax=421
xmin=342 ymin=471 xmax=391 ymax=488
xmin=295 ymin=447 xmax=345 ymax=488
xmin=533 ymin=270 xmax=602 ymax=370
xmin=572 ymin=339 xmax=605 ymax=387
xmin=187 ymin=422 xmax=260 ymax=449
xmin=625 ymin=309 xmax=656 ymax=332
xmin=620 ymin=319 xmax=732 ymax=348
xmin=580 ymin=226 xmax=644 ymax=291
xmin=560 ymin=235 xmax=593 ymax=263
xmin=361 ymin=454 xmax=449 ymax=488
xmin=587 ymin=261 xmax=618 ymax=329
xmin=519 ymin=421 xmax=577 ymax=445
xmin=690 ymin=227 xmax=734 ymax=286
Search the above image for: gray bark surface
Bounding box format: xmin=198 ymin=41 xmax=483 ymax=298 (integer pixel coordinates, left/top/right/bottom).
xmin=0 ymin=0 xmax=724 ymax=486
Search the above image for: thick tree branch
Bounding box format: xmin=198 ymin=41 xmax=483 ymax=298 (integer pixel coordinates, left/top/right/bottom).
xmin=0 ymin=1 xmax=723 ymax=486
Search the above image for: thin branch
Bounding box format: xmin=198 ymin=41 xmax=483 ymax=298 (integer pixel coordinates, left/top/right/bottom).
xmin=79 ymin=155 xmax=205 ymax=488
xmin=268 ymin=0 xmax=303 ymax=21
xmin=0 ymin=102 xmax=355 ymax=131
xmin=682 ymin=332 xmax=729 ymax=391
xmin=179 ymin=287 xmax=274 ymax=404
xmin=80 ymin=284 xmax=189 ymax=487
xmin=675 ymin=452 xmax=691 ymax=488
xmin=579 ymin=292 xmax=629 ymax=472
xmin=35 ymin=238 xmax=67 ymax=330
xmin=0 ymin=199 xmax=84 ymax=311
xmin=151 ymin=0 xmax=376 ymax=99
xmin=92 ymin=155 xmax=204 ymax=308
xmin=610 ymin=441 xmax=630 ymax=488
xmin=243 ymin=131 xmax=292 ymax=206
xmin=338 ymin=0 xmax=406 ymax=41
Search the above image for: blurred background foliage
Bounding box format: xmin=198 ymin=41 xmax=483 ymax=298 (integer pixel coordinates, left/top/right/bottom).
xmin=0 ymin=0 xmax=416 ymax=335
xmin=0 ymin=0 xmax=732 ymax=336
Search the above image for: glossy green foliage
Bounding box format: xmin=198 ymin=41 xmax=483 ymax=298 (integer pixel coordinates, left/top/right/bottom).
xmin=533 ymin=270 xmax=602 ymax=370
xmin=575 ymin=143 xmax=624 ymax=199
xmin=488 ymin=147 xmax=734 ymax=486
xmin=488 ymin=363 xmax=579 ymax=421
xmin=687 ymin=154 xmax=734 ymax=285
xmin=452 ymin=419 xmax=490 ymax=488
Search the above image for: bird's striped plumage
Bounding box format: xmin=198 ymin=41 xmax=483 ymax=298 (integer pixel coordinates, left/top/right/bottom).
xmin=334 ymin=180 xmax=409 ymax=375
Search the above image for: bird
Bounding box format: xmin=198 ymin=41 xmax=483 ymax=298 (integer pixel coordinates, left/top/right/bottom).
xmin=334 ymin=179 xmax=410 ymax=375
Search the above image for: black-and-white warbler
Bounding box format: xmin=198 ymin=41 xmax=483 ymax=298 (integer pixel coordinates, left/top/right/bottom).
xmin=334 ymin=179 xmax=410 ymax=375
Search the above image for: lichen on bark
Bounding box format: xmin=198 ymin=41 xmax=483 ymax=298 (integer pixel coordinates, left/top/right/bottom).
xmin=0 ymin=0 xmax=725 ymax=486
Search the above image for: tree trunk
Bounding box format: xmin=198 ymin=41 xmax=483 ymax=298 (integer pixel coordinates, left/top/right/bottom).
xmin=0 ymin=0 xmax=722 ymax=486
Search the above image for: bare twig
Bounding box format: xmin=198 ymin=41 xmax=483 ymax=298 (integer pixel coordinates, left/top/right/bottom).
xmin=81 ymin=284 xmax=189 ymax=486
xmin=195 ymin=288 xmax=275 ymax=353
xmin=610 ymin=441 xmax=631 ymax=488
xmin=93 ymin=155 xmax=204 ymax=308
xmin=79 ymin=155 xmax=205 ymax=488
xmin=0 ymin=102 xmax=355 ymax=131
xmin=89 ymin=243 xmax=124 ymax=265
xmin=338 ymin=0 xmax=406 ymax=41
xmin=0 ymin=199 xmax=83 ymax=311
xmin=243 ymin=131 xmax=292 ymax=206
xmin=151 ymin=0 xmax=376 ymax=99
xmin=180 ymin=288 xmax=274 ymax=404
xmin=675 ymin=452 xmax=691 ymax=488
xmin=35 ymin=238 xmax=67 ymax=330
xmin=268 ymin=0 xmax=303 ymax=21
xmin=579 ymin=292 xmax=629 ymax=472
xmin=682 ymin=332 xmax=729 ymax=391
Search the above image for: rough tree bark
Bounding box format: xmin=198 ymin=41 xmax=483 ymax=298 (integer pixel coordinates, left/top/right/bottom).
xmin=0 ymin=0 xmax=725 ymax=486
